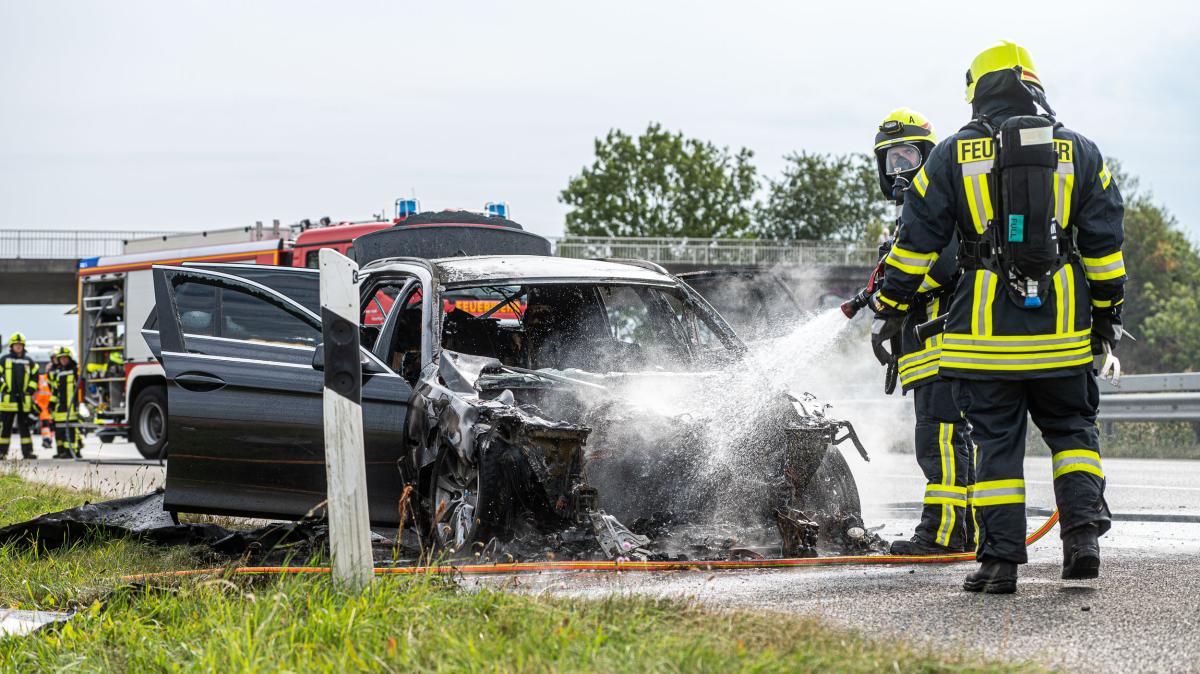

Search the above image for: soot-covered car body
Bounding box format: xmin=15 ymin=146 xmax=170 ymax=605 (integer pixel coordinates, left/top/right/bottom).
xmin=145 ymin=255 xmax=867 ymax=559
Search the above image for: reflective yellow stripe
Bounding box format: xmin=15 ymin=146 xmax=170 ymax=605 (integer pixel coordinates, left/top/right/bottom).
xmin=1091 ymin=297 xmax=1123 ymax=308
xmin=925 ymin=296 xmax=941 ymax=350
xmin=1082 ymin=251 xmax=1126 ymax=281
xmin=940 ymin=348 xmax=1093 ymax=371
xmin=1061 ymin=171 xmax=1075 ymax=229
xmin=941 ymin=345 xmax=1091 ymax=361
xmin=885 ymin=245 xmax=937 ymax=276
xmin=913 ymin=166 xmax=929 ymax=197
xmin=925 ymin=483 xmax=968 ymax=500
xmin=934 ymin=424 xmax=955 ymax=545
xmin=875 ymin=292 xmax=909 ymax=312
xmin=899 ymin=344 xmax=940 ymax=369
xmin=898 ymin=364 xmax=939 ymax=387
xmin=942 ymin=335 xmax=1090 ymax=353
xmin=942 ymin=328 xmax=1092 ymax=344
xmin=969 ymin=479 xmax=1026 ymax=506
xmin=917 ymin=275 xmax=942 ymax=294
xmin=978 ymin=178 xmax=995 ymax=229
xmin=970 ymin=270 xmax=995 ymax=336
xmin=961 ymin=160 xmax=993 ymax=235
xmin=1066 ymin=264 xmax=1076 ymax=333
xmin=1052 ymin=264 xmax=1076 ymax=335
xmin=1099 ymin=163 xmax=1112 ymax=190
xmin=1053 ymin=449 xmax=1104 ymax=480
xmin=874 ymin=135 xmax=934 ymax=150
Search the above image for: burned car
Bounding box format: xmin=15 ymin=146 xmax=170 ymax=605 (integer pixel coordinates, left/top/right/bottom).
xmin=144 ymin=255 xmax=869 ymax=560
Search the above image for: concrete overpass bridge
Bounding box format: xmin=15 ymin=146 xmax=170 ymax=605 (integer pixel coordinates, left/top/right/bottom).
xmin=1 ymin=230 xmax=877 ymax=306
xmin=1 ymin=230 xmax=180 ymax=304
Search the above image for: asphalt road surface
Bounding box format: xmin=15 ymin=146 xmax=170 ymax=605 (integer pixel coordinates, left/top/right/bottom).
xmin=468 ymin=451 xmax=1200 ymax=674
xmin=5 ymin=439 xmax=1198 ymax=672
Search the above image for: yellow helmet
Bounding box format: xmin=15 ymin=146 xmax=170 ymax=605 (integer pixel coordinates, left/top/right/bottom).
xmin=965 ymin=40 xmax=1042 ymax=103
xmin=8 ymin=332 xmax=25 ymax=346
xmin=55 ymin=345 xmax=75 ymax=360
xmin=874 ymin=107 xmax=937 ymax=200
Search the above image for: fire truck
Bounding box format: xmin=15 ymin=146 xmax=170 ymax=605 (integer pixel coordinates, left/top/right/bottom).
xmin=76 ymin=200 xmax=541 ymax=458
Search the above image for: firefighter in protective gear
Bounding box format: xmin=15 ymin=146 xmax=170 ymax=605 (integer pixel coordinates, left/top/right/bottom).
xmin=1 ymin=333 xmax=41 ymax=459
xmin=870 ymin=108 xmax=974 ymax=555
xmin=48 ymin=346 xmax=80 ymax=459
xmin=875 ymin=41 xmax=1123 ymax=592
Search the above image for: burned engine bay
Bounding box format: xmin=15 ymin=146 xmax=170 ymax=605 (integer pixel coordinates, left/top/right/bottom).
xmin=403 ymin=348 xmax=882 ymax=564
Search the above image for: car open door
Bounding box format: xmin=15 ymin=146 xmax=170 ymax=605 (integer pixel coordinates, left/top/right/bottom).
xmin=148 ymin=265 xmax=410 ymax=524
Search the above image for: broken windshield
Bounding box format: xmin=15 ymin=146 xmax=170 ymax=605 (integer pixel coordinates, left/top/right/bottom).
xmin=440 ymin=283 xmax=736 ymax=372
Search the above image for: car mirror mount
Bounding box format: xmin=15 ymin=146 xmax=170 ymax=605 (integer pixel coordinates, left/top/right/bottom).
xmin=312 ymin=342 xmax=386 ymax=375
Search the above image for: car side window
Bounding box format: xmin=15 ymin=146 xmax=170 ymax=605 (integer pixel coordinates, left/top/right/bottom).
xmin=175 ymin=282 xmax=217 ymax=337
xmin=304 ymin=250 xmax=320 ymax=269
xmin=219 ymin=286 xmax=321 ymax=347
xmin=171 ymin=278 xmax=320 ymax=350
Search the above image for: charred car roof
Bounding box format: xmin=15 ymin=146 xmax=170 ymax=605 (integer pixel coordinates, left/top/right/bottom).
xmin=362 ymin=255 xmax=677 ymax=287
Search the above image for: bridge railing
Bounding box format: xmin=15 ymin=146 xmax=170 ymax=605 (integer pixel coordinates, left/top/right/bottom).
xmin=554 ymin=236 xmax=880 ymax=267
xmin=0 ymin=229 xmax=183 ymax=259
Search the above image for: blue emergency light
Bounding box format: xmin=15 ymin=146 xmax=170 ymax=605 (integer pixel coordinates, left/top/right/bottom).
xmin=484 ymin=201 xmax=510 ymax=219
xmin=395 ymin=198 xmax=420 ymax=219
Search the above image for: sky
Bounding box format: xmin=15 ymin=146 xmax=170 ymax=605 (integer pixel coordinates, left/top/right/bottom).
xmin=2 ymin=0 xmax=1198 ymax=339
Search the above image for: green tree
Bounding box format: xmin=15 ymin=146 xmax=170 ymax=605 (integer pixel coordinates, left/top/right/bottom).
xmin=1107 ymin=160 xmax=1200 ymax=372
xmin=560 ymin=123 xmax=757 ymax=238
xmin=754 ymin=152 xmax=890 ymax=242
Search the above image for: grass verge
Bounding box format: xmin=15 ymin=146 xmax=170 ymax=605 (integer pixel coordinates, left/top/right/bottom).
xmin=1 ymin=475 xmax=1035 ymax=673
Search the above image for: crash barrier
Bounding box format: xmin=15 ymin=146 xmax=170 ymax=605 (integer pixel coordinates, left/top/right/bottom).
xmin=553 ymin=236 xmax=880 ymax=268
xmin=0 ymin=229 xmax=181 ymax=259
xmin=1097 ymin=372 xmax=1200 ymax=422
xmin=120 ymin=511 xmax=1059 ymax=581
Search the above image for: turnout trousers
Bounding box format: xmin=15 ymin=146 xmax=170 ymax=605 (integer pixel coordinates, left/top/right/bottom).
xmin=952 ymin=371 xmax=1111 ymax=564
xmin=54 ymin=422 xmax=80 ymax=457
xmin=1 ymin=407 xmax=35 ymax=458
xmin=912 ymin=381 xmax=974 ymax=550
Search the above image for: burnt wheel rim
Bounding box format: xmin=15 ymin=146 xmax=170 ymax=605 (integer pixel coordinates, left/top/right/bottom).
xmin=434 ymin=457 xmax=479 ymax=552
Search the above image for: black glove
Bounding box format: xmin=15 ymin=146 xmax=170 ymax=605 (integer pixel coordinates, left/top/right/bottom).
xmin=1091 ymin=310 xmax=1122 ymax=355
xmin=870 ymin=315 xmax=904 ymax=366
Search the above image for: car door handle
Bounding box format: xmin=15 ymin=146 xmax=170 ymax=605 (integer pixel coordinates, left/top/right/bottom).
xmin=175 ymin=372 xmax=226 ymax=392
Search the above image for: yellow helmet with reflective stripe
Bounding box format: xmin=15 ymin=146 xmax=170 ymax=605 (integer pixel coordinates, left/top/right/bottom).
xmin=874 ymin=107 xmax=937 ymax=149
xmin=874 ymin=107 xmax=937 ymax=200
xmin=966 ymin=40 xmax=1042 ymax=103
xmin=55 ymin=345 xmax=75 ymax=359
xmin=8 ymin=332 xmax=25 ymax=346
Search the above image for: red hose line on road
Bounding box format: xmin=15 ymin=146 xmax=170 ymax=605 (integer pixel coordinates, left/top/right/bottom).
xmin=121 ymin=511 xmax=1060 ymax=582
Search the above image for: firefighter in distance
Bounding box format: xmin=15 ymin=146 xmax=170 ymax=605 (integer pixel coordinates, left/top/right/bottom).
xmin=48 ymin=346 xmax=81 ymax=459
xmin=1 ymin=333 xmax=41 ymax=459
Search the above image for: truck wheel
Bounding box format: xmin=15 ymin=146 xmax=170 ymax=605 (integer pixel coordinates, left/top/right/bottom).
xmin=796 ymin=445 xmax=862 ymax=516
xmin=132 ymin=385 xmax=168 ymax=459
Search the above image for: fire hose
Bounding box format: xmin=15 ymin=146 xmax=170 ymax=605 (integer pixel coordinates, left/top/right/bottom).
xmin=121 ymin=511 xmax=1059 ymax=581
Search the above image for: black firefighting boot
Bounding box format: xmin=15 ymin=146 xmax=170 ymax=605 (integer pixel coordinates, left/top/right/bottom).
xmin=1062 ymin=523 xmax=1101 ymax=580
xmin=889 ymin=536 xmax=965 ymax=556
xmin=962 ymin=556 xmax=1018 ymax=594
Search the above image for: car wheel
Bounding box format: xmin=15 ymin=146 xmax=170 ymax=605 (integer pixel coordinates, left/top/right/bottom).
xmin=131 ymin=385 xmax=168 ymax=459
xmin=795 ymin=445 xmax=862 ymax=516
xmin=430 ymin=443 xmax=506 ymax=556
